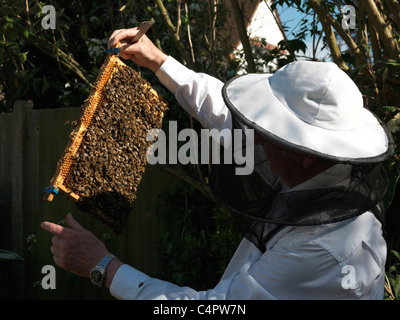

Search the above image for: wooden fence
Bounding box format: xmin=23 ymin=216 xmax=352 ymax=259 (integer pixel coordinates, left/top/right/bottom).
xmin=0 ymin=101 xmax=178 ymax=299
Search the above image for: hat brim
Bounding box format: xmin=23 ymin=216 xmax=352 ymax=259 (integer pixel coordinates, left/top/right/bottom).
xmin=222 ymin=73 xmax=393 ymax=164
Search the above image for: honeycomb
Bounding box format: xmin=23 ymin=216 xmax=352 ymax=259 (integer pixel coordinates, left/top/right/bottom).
xmin=43 ymin=53 xmax=168 ymax=233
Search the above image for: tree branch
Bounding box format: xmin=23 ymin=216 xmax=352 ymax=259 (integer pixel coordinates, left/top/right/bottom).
xmin=384 ymin=0 xmax=400 ymax=28
xmin=264 ymin=0 xmax=297 ymax=62
xmin=356 ymin=1 xmax=371 ymax=64
xmin=154 ymin=0 xmax=195 ymax=69
xmin=230 ymin=0 xmax=256 ymax=73
xmin=363 ymin=0 xmax=400 ymax=60
xmin=369 ymin=20 xmax=382 ymax=63
xmin=318 ymin=6 xmax=348 ymax=70
xmin=208 ymin=0 xmax=218 ymax=76
xmin=185 ymin=2 xmax=195 ymax=66
xmin=160 ymin=164 xmax=216 ymax=202
xmin=29 ymin=33 xmax=92 ymax=87
xmin=308 ymin=0 xmax=367 ymax=66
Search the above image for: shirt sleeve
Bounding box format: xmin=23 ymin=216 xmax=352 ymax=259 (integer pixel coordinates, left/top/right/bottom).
xmin=109 ymin=213 xmax=386 ymax=300
xmin=108 ymin=237 xmax=342 ymax=300
xmin=109 ymin=263 xmax=233 ymax=300
xmin=156 ymin=56 xmax=232 ymax=146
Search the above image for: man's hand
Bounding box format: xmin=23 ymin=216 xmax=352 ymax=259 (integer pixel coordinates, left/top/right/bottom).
xmin=108 ymin=28 xmax=167 ymax=73
xmin=41 ymin=213 xmax=109 ymax=278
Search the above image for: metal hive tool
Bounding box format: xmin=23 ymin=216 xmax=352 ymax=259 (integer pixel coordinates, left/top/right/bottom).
xmin=43 ymin=22 xmax=168 ymax=233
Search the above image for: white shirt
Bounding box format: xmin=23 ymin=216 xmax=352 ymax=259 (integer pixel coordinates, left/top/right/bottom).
xmin=109 ymin=56 xmax=387 ymax=300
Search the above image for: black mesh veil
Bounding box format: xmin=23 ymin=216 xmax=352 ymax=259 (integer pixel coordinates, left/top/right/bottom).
xmin=209 ymin=118 xmax=389 ymax=224
xmin=208 ymin=93 xmax=394 ymax=251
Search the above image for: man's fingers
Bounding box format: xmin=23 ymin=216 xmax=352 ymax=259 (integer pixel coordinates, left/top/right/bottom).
xmin=50 ymin=244 xmax=61 ymax=256
xmin=51 ymin=234 xmax=61 ymax=247
xmin=41 ymin=221 xmax=66 ymax=235
xmin=118 ymin=41 xmax=130 ymax=52
xmin=108 ymin=29 xmax=126 ymax=48
xmin=119 ymin=52 xmax=132 ymax=60
xmin=108 ymin=28 xmax=140 ymax=49
xmin=41 ymin=214 xmax=86 ymax=236
xmin=108 ymin=29 xmax=123 ymax=49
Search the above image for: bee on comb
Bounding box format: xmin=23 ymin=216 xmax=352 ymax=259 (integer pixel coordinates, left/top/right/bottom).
xmin=43 ymin=22 xmax=168 ymax=233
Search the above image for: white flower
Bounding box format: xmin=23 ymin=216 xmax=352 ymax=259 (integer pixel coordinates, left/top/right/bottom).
xmin=26 ymin=234 xmax=37 ymax=251
xmin=102 ymin=233 xmax=112 ymax=240
xmin=86 ymin=38 xmax=108 ymax=60
xmin=26 ymin=234 xmax=37 ymax=243
xmin=89 ymin=16 xmax=100 ymax=23
xmin=189 ymin=3 xmax=201 ymax=12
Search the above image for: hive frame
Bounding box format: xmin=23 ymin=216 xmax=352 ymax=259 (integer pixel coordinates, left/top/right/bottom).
xmin=43 ymin=52 xmax=164 ymax=203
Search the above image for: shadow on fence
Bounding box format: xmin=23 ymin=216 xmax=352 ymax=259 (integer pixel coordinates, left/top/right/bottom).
xmin=0 ymin=100 xmax=178 ymax=299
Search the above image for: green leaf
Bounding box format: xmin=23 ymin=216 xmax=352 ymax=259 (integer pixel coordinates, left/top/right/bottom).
xmin=16 ymin=51 xmax=29 ymax=64
xmin=42 ymin=79 xmax=50 ymax=94
xmin=394 ymin=277 xmax=400 ymax=298
xmin=383 ymin=106 xmax=397 ymax=112
xmin=383 ymin=67 xmax=389 ymax=82
xmin=283 ymin=38 xmax=307 ymax=54
xmin=383 ymin=59 xmax=400 ymax=66
xmin=392 ymin=250 xmax=400 ymax=261
xmin=80 ymin=24 xmax=88 ymax=40
xmin=384 ymin=168 xmax=400 ymax=209
xmin=22 ymin=29 xmax=30 ymax=39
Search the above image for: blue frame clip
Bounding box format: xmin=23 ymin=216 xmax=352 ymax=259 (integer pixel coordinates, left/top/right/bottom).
xmin=106 ymin=47 xmax=120 ymax=55
xmin=44 ymin=187 xmax=59 ymax=194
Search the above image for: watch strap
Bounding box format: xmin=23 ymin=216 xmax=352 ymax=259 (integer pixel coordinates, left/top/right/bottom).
xmin=97 ymin=254 xmax=116 ymax=270
xmin=90 ymin=254 xmax=117 ymax=287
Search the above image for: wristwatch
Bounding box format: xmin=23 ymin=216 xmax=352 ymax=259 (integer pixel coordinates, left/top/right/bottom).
xmin=90 ymin=254 xmax=116 ymax=287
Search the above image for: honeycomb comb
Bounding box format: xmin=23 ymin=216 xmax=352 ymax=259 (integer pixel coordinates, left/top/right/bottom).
xmin=43 ymin=22 xmax=168 ymax=233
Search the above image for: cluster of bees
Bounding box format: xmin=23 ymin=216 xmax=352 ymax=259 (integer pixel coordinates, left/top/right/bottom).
xmin=63 ymin=64 xmax=168 ymax=233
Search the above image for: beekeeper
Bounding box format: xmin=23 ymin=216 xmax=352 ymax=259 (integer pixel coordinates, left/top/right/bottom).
xmin=41 ymin=27 xmax=394 ymax=300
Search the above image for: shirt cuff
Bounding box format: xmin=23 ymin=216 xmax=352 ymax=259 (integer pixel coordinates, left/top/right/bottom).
xmin=155 ymin=56 xmax=194 ymax=94
xmin=109 ymin=264 xmax=150 ymax=300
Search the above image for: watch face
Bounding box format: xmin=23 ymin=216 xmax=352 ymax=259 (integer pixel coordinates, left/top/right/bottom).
xmin=90 ymin=268 xmax=104 ymax=287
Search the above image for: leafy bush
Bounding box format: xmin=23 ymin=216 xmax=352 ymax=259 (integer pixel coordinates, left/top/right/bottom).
xmin=154 ymin=183 xmax=246 ymax=290
xmin=385 ymin=250 xmax=400 ymax=300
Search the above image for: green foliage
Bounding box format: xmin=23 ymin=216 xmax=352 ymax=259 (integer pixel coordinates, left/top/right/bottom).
xmin=0 ymin=1 xmax=95 ymax=112
xmin=154 ymin=184 xmax=245 ymax=290
xmin=385 ymin=250 xmax=400 ymax=300
xmin=0 ymin=0 xmax=241 ymax=113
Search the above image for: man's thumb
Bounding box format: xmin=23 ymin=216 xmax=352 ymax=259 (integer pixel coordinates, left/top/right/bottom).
xmin=66 ymin=213 xmax=85 ymax=231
